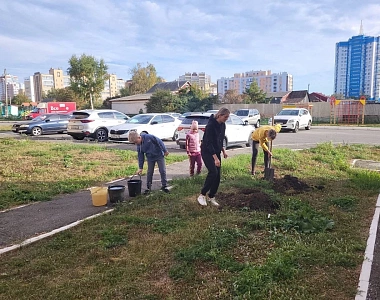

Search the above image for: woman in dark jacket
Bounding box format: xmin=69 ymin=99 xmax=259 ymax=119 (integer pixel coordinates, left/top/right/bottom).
xmin=197 ymin=107 xmax=230 ymax=206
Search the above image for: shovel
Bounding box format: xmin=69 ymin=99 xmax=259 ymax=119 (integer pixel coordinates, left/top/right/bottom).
xmin=264 ymin=140 xmax=275 ymax=181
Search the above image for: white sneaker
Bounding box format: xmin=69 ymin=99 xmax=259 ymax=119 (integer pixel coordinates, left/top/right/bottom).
xmin=197 ymin=194 xmax=207 ymax=206
xmin=209 ymin=197 xmax=219 ymax=207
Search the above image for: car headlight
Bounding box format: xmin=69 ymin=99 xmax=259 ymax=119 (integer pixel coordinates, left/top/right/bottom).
xmin=288 ymin=119 xmax=296 ymax=124
xmin=20 ymin=125 xmax=29 ymax=128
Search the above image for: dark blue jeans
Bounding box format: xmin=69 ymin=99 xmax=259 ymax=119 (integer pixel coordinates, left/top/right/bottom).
xmin=200 ymin=152 xmax=221 ymax=198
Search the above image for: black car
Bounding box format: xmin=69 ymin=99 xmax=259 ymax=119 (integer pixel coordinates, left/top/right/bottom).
xmin=13 ymin=113 xmax=72 ymax=136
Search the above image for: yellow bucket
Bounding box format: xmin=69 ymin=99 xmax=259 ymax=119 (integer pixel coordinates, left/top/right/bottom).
xmin=90 ymin=187 xmax=108 ymax=206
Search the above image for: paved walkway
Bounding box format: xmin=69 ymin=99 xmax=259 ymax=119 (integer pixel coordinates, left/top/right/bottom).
xmin=0 ymin=147 xmax=379 ymax=299
xmin=0 ymin=155 xmax=193 ymax=252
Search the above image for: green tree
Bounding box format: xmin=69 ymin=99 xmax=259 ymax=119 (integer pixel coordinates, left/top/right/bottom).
xmin=179 ymin=85 xmax=217 ymax=112
xmin=129 ymin=62 xmax=162 ymax=95
xmin=67 ymin=54 xmax=109 ymax=109
xmin=145 ymin=90 xmax=180 ymax=113
xmin=119 ymin=87 xmax=130 ymax=97
xmin=11 ymin=94 xmax=30 ymax=106
xmin=244 ymin=81 xmax=267 ymax=103
xmin=45 ymin=88 xmax=79 ymax=103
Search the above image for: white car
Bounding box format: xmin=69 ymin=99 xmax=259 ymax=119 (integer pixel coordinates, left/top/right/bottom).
xmin=268 ymin=108 xmax=312 ymax=133
xmin=67 ymin=109 xmax=130 ymax=142
xmin=108 ymin=113 xmax=182 ymax=142
xmin=176 ymin=112 xmax=255 ymax=149
xmin=234 ymin=108 xmax=261 ymax=128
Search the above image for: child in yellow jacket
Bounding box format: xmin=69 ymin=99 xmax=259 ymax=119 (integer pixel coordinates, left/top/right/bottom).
xmin=251 ymin=124 xmax=282 ymax=175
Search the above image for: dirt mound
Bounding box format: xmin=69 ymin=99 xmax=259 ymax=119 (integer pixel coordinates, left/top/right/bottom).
xmin=272 ymin=175 xmax=312 ymax=195
xmin=217 ymin=188 xmax=279 ymax=213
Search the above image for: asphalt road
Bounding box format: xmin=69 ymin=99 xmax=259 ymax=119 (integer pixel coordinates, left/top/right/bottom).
xmin=1 ymin=125 xmax=380 ymax=152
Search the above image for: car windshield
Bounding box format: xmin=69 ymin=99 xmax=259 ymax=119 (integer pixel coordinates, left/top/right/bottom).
xmin=234 ymin=110 xmax=249 ymax=117
xmin=126 ymin=114 xmax=153 ymax=124
xmin=278 ymin=110 xmax=300 ymax=116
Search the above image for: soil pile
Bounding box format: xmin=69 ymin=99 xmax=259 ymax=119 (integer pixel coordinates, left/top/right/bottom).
xmin=217 ymin=175 xmax=317 ymax=212
xmin=217 ymin=188 xmax=279 ymax=213
xmin=272 ymin=175 xmax=312 ymax=195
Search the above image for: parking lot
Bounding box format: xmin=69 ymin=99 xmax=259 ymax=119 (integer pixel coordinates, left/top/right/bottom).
xmin=2 ymin=125 xmax=380 ymax=152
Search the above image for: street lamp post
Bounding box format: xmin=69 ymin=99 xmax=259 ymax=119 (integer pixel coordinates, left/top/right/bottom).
xmin=3 ymin=69 xmax=8 ymax=118
xmin=89 ymin=87 xmax=94 ymax=110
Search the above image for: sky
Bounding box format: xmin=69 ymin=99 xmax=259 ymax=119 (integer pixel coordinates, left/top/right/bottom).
xmin=1 ymin=0 xmax=380 ymax=96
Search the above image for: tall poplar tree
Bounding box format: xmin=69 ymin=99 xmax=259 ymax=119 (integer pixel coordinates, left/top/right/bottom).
xmin=67 ymin=54 xmax=109 ymax=109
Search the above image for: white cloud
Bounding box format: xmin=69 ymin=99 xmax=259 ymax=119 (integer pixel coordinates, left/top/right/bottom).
xmin=1 ymin=0 xmax=379 ymax=94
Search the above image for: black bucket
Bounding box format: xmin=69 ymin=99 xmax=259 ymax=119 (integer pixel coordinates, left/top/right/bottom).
xmin=127 ymin=175 xmax=142 ymax=197
xmin=108 ymin=185 xmax=126 ymax=203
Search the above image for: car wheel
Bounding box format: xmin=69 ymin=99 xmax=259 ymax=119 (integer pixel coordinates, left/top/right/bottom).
xmin=292 ymin=122 xmax=299 ymax=133
xmin=246 ymin=133 xmax=253 ymax=147
xmin=95 ymin=128 xmax=108 ymax=142
xmin=180 ymin=144 xmax=186 ymax=149
xmin=255 ymin=120 xmax=260 ymax=128
xmin=172 ymin=129 xmax=178 ymax=141
xmin=31 ymin=127 xmax=42 ymax=136
xmin=305 ymin=121 xmax=311 ymax=130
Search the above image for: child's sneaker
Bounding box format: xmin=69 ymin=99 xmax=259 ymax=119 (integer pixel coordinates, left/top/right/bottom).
xmin=197 ymin=194 xmax=207 ymax=206
xmin=209 ymin=197 xmax=219 ymax=207
xmin=143 ymin=189 xmax=151 ymax=195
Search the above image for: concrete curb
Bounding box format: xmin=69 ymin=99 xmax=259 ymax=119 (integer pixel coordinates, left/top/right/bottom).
xmin=356 ymin=194 xmax=380 ymax=299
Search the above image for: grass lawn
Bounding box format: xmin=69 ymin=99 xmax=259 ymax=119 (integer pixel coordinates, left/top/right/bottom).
xmin=0 ymin=139 xmax=380 ymax=299
xmin=0 ymin=138 xmax=187 ymax=209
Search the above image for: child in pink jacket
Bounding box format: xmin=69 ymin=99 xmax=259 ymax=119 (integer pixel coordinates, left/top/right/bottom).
xmin=185 ymin=120 xmax=202 ymax=176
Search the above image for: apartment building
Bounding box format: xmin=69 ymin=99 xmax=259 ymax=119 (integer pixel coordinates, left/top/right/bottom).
xmin=217 ymin=70 xmax=293 ymax=97
xmin=178 ymin=72 xmax=212 ymax=92
xmin=32 ymin=68 xmax=70 ymax=102
xmin=24 ymin=76 xmax=35 ymax=102
xmin=334 ymin=25 xmax=380 ymax=101
xmin=101 ymin=74 xmax=126 ymax=100
xmin=0 ymin=74 xmax=20 ymax=102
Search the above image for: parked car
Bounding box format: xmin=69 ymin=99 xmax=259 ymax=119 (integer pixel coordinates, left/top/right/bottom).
xmin=178 ymin=112 xmax=203 ymax=120
xmin=67 ymin=109 xmax=129 ymax=142
xmin=167 ymin=112 xmax=182 ymax=119
xmin=12 ymin=113 xmax=72 ymax=136
xmin=233 ymin=108 xmax=261 ymax=127
xmin=12 ymin=121 xmax=29 ymax=133
xmin=176 ymin=112 xmax=255 ymax=149
xmin=108 ymin=113 xmax=182 ymax=142
xmin=206 ymin=109 xmax=219 ymax=114
xmin=268 ymin=108 xmax=312 ymax=132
